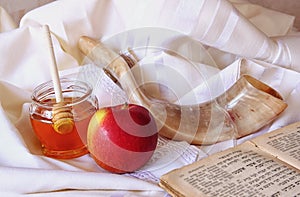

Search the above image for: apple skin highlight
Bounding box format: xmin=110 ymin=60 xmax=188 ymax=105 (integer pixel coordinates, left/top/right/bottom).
xmin=87 ymin=104 xmax=158 ymax=173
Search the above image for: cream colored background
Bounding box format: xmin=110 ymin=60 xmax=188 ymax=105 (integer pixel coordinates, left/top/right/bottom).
xmin=0 ymin=0 xmax=53 ymax=24
xmin=1 ymin=0 xmax=300 ymax=29
xmin=249 ymin=0 xmax=300 ymax=29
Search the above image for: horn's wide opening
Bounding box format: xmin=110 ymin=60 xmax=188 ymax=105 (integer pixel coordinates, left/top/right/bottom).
xmin=244 ymin=75 xmax=283 ymax=100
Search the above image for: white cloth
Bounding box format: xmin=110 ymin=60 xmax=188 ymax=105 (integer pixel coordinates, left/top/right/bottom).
xmin=18 ymin=0 xmax=299 ymax=70
xmin=0 ymin=6 xmax=17 ymax=32
xmin=0 ymin=0 xmax=300 ymax=196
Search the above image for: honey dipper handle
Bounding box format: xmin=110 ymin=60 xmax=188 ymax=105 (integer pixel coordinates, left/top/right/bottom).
xmin=43 ymin=25 xmax=63 ymax=103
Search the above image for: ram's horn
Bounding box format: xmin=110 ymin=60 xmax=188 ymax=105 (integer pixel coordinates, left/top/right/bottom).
xmin=78 ymin=36 xmax=287 ymax=145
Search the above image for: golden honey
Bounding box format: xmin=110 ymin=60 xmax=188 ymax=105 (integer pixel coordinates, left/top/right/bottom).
xmin=29 ymin=79 xmax=98 ymax=159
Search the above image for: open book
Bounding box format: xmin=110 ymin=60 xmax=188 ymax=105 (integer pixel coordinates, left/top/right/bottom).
xmin=159 ymin=121 xmax=300 ymax=197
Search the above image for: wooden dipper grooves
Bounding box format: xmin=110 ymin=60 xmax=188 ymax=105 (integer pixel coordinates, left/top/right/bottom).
xmin=43 ymin=25 xmax=74 ymax=134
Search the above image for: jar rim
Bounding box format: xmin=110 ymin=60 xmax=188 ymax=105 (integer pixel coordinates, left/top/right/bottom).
xmin=31 ymin=78 xmax=93 ymax=108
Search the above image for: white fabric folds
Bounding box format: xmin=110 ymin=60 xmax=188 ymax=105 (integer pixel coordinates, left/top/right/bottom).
xmin=0 ymin=0 xmax=300 ymax=196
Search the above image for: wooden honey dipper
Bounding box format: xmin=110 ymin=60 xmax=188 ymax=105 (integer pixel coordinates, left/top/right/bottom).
xmin=43 ymin=25 xmax=74 ymax=134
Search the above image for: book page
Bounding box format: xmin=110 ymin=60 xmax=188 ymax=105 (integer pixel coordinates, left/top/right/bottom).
xmin=251 ymin=121 xmax=300 ymax=170
xmin=159 ymin=142 xmax=300 ymax=197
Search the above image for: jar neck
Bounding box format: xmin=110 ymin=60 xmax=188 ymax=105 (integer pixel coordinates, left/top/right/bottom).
xmin=31 ymin=78 xmax=93 ymax=108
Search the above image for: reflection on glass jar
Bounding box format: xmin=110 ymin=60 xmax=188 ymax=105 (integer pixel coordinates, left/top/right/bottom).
xmin=29 ymin=78 xmax=98 ymax=159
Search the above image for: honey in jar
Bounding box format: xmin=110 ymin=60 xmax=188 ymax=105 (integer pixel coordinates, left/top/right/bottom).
xmin=29 ymin=78 xmax=98 ymax=159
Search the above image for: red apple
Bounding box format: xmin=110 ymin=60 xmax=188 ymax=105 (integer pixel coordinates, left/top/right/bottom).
xmin=87 ymin=103 xmax=158 ymax=173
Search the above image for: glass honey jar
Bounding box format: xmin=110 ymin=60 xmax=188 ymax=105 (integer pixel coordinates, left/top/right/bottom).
xmin=29 ymin=78 xmax=98 ymax=159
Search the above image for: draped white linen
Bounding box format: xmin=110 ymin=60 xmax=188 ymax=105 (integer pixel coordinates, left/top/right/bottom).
xmin=0 ymin=0 xmax=299 ymax=195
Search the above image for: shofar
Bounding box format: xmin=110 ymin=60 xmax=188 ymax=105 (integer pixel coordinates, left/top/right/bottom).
xmin=78 ymin=36 xmax=287 ymax=145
